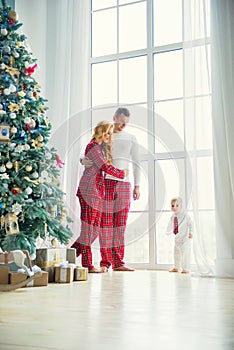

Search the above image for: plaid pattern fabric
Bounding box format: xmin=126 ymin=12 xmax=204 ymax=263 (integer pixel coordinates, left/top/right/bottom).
xmin=99 ymin=179 xmax=131 ymax=269
xmin=173 ymin=216 xmax=178 ymax=234
xmin=73 ymin=141 xmax=125 ymax=269
xmin=71 ymin=241 xmax=94 ymax=271
xmin=77 ymin=141 xmax=124 ymax=202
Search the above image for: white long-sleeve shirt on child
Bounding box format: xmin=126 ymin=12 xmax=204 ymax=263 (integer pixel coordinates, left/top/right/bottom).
xmin=166 ymin=210 xmax=193 ymax=244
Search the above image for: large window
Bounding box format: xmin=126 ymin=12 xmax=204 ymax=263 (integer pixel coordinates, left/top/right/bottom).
xmin=90 ymin=0 xmax=214 ymax=269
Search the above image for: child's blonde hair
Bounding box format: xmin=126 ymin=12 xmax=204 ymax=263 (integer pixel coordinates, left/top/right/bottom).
xmin=91 ymin=121 xmax=113 ymax=164
xmin=171 ymin=197 xmax=183 ymax=207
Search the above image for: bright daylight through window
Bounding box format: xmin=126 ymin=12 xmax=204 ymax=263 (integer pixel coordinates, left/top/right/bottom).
xmin=90 ymin=0 xmax=214 ymax=269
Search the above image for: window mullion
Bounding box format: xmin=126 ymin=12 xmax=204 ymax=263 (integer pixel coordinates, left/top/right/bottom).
xmin=146 ymin=0 xmax=156 ymax=268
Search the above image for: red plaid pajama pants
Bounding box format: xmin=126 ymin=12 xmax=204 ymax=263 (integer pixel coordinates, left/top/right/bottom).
xmin=72 ymin=181 xmax=131 ymax=270
xmin=99 ymin=179 xmax=131 ymax=269
xmin=71 ymin=188 xmax=102 ymax=270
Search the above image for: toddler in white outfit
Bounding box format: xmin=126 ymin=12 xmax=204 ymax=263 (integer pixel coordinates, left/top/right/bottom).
xmin=166 ymin=197 xmax=193 ymax=274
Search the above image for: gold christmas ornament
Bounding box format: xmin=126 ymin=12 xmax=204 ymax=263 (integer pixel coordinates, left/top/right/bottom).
xmin=25 ymin=165 xmax=32 ymax=172
xmin=11 ymin=126 xmax=17 ymax=134
xmin=13 ymin=161 xmax=20 ymax=172
xmin=37 ymin=135 xmax=43 ymax=142
xmin=7 ymin=10 xmax=18 ymax=21
xmin=4 ymin=212 xmax=20 ymax=236
xmin=17 ymin=90 xmax=26 ymax=97
xmin=10 ymin=56 xmax=15 ymax=66
xmin=51 ymin=238 xmax=59 ymax=246
xmin=1 ymin=215 xmax=4 ymax=229
xmin=66 ymin=239 xmax=71 ymax=247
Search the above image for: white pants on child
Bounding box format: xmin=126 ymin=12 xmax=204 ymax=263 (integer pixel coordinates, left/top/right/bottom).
xmin=174 ymin=239 xmax=191 ymax=271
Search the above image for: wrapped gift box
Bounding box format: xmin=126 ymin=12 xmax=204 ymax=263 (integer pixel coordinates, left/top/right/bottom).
xmin=66 ymin=248 xmax=76 ymax=264
xmin=55 ymin=266 xmax=74 ymax=283
xmin=35 ymin=248 xmax=67 ymax=282
xmin=0 ymin=266 xmax=9 ymax=284
xmin=9 ymin=271 xmax=27 ymax=285
xmin=74 ymin=266 xmax=88 ymax=281
xmin=27 ymin=271 xmax=48 ymax=287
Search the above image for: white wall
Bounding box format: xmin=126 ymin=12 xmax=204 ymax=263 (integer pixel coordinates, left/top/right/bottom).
xmin=15 ymin=0 xmax=47 ymax=95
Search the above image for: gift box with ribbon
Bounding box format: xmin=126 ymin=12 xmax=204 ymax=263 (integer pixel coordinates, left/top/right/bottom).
xmin=27 ymin=271 xmax=48 ymax=287
xmin=54 ymin=262 xmax=76 ymax=283
xmin=35 ymin=248 xmax=67 ymax=282
xmin=9 ymin=271 xmax=27 ymax=285
xmin=74 ymin=266 xmax=88 ymax=281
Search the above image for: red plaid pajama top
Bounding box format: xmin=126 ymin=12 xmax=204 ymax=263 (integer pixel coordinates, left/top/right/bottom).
xmin=75 ymin=141 xmax=125 ymax=268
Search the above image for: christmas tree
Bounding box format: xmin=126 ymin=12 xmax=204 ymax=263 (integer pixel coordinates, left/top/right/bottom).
xmin=0 ymin=0 xmax=72 ymax=256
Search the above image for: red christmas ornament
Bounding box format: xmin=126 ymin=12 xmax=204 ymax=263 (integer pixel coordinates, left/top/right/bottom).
xmin=26 ymin=124 xmax=31 ymax=131
xmin=25 ymin=64 xmax=37 ymax=77
xmin=12 ymin=188 xmax=20 ymax=195
xmin=8 ymin=19 xmax=15 ymax=25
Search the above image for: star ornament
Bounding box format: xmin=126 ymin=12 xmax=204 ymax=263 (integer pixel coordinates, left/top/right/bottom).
xmin=9 ymin=102 xmax=21 ymax=112
xmin=31 ymin=139 xmax=43 ymax=149
xmin=12 ymin=203 xmax=22 ymax=215
xmin=4 ymin=64 xmax=20 ymax=78
xmin=0 ymin=173 xmax=9 ymax=180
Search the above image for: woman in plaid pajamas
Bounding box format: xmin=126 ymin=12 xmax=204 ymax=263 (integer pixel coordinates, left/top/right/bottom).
xmin=72 ymin=121 xmax=128 ymax=273
xmin=81 ymin=108 xmax=141 ymax=271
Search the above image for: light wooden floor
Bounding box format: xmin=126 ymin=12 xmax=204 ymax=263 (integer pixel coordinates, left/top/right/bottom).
xmin=0 ymin=270 xmax=233 ymax=350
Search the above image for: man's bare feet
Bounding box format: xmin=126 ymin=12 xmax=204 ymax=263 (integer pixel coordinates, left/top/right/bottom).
xmin=181 ymin=270 xmax=189 ymax=274
xmin=169 ymin=268 xmax=179 ymax=272
xmin=113 ymin=266 xmax=135 ymax=271
xmin=89 ymin=267 xmax=103 ymax=273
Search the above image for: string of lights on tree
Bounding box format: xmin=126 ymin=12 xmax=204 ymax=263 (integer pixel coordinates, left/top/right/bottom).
xmin=0 ymin=0 xmax=72 ymax=256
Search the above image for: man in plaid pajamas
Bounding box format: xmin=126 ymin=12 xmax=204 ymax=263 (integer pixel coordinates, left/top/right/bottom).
xmin=83 ymin=108 xmax=141 ymax=271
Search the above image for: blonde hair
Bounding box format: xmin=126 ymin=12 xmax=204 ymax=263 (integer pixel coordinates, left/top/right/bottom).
xmin=91 ymin=121 xmax=113 ymax=164
xmin=171 ymin=197 xmax=183 ymax=207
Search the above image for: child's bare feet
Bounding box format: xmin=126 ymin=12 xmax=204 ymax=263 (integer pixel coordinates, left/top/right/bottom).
xmin=169 ymin=268 xmax=179 ymax=272
xmin=181 ymin=270 xmax=190 ymax=274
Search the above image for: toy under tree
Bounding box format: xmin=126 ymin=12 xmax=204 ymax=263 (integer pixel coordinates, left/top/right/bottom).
xmin=0 ymin=0 xmax=72 ymax=257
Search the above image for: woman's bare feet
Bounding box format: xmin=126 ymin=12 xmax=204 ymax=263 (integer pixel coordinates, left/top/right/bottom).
xmin=169 ymin=268 xmax=179 ymax=272
xmin=100 ymin=266 xmax=108 ymax=273
xmin=88 ymin=266 xmax=109 ymax=273
xmin=89 ymin=267 xmax=103 ymax=273
xmin=181 ymin=270 xmax=190 ymax=274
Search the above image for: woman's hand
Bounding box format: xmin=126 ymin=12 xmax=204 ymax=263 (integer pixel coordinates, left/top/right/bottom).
xmin=81 ymin=156 xmax=93 ymax=168
xmin=124 ymin=169 xmax=129 ymax=177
